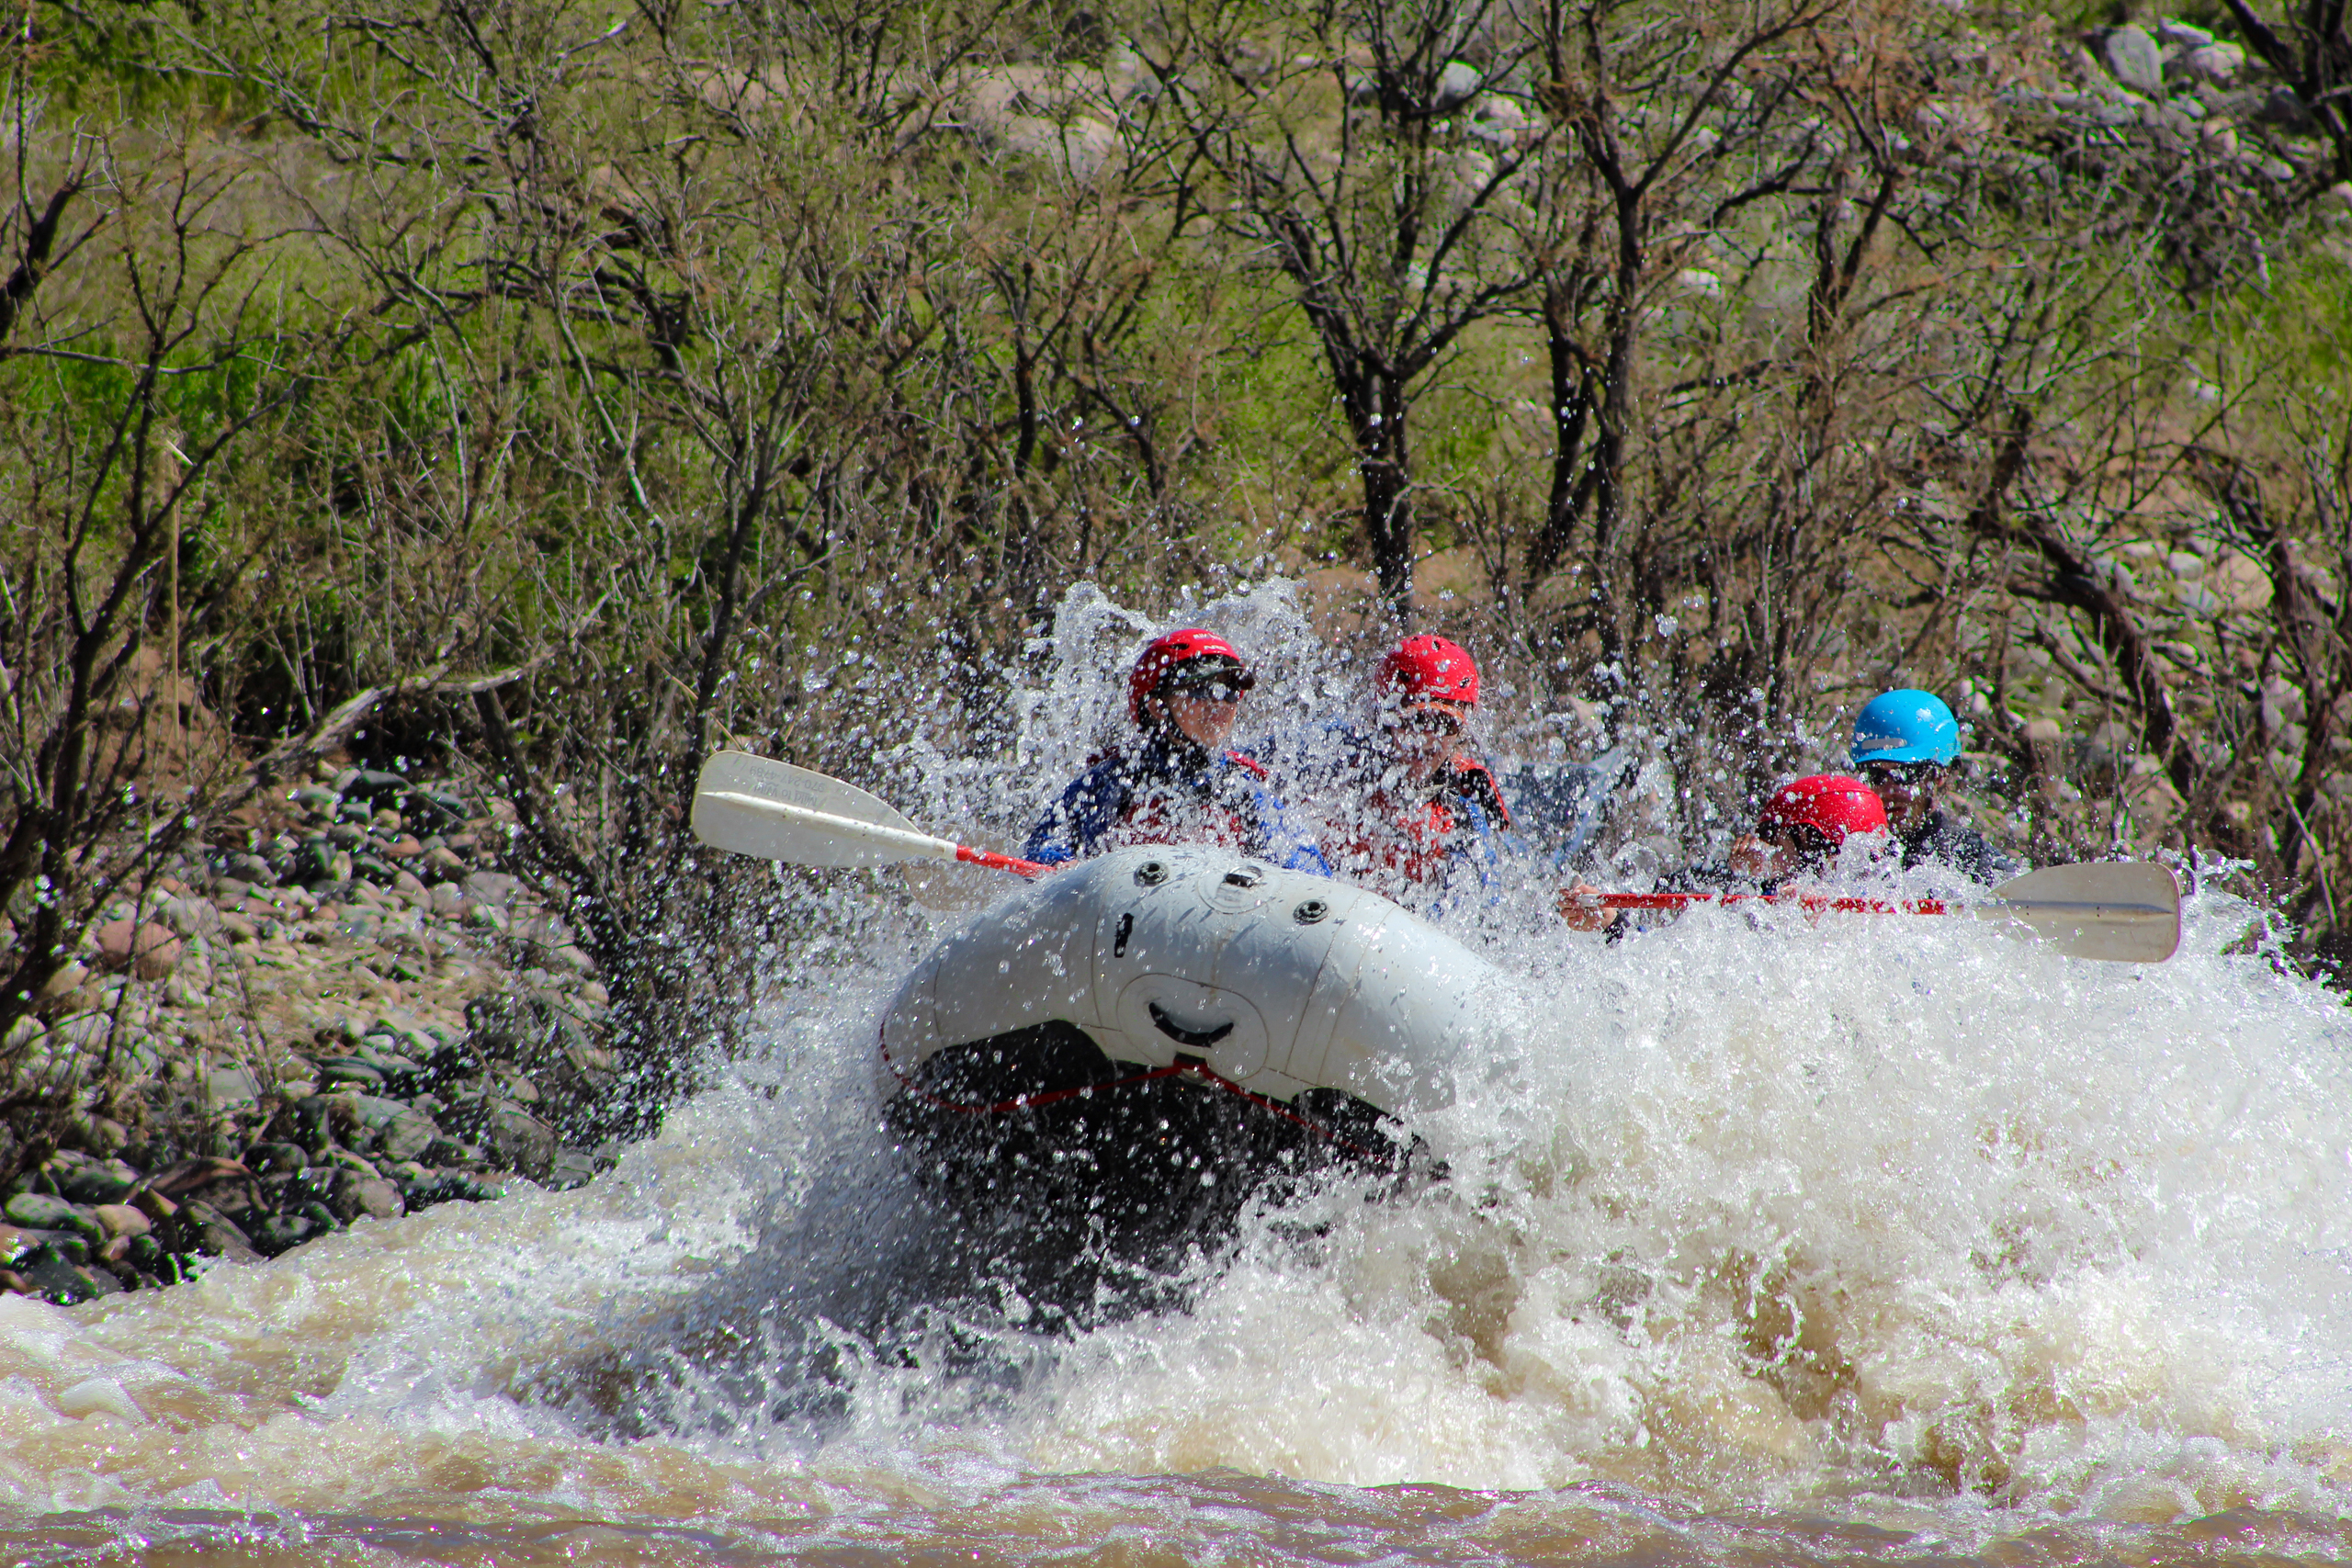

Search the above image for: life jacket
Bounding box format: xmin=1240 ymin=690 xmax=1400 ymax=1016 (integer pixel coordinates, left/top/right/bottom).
xmin=1320 ymin=751 xmax=1512 ymax=901
xmin=1023 ymin=738 xmax=1329 ymax=874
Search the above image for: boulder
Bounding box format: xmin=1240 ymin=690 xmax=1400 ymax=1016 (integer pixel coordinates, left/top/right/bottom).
xmin=2100 ymin=26 xmax=2165 ymax=96
xmin=206 ymin=1066 xmax=262 ymax=1105
xmin=244 ymin=1141 xmax=310 ymax=1175
xmin=482 ymin=1103 xmax=559 ymax=1181
xmin=330 ymin=1171 xmax=404 ymax=1223
xmin=341 ymin=769 xmax=412 ymax=806
xmin=372 ymin=1109 xmax=440 ymax=1164
xmin=93 ymin=919 xmax=182 ymax=980
xmin=225 ymin=853 xmax=278 ymax=886
xmin=179 ymin=1201 xmax=262 ymax=1262
xmin=5 ymin=1191 xmax=88 ymax=1234
xmin=2179 ymin=42 xmax=2244 ymax=83
xmin=251 ymin=1213 xmax=322 ymax=1257
xmin=545 ymin=1147 xmax=600 ymax=1190
xmin=8 ymin=1246 xmax=105 ymax=1303
xmin=315 ymin=1056 xmax=386 ymax=1091
xmin=2255 ymin=85 xmax=2317 ymax=132
xmin=461 ymin=871 xmax=522 ymax=908
xmin=92 ymin=1203 xmax=151 ymax=1239
xmin=59 ymin=1161 xmax=139 ymax=1204
xmin=1432 ymin=59 xmax=1482 ymax=113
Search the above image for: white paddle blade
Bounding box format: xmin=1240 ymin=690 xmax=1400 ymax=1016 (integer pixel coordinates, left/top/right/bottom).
xmin=692 ymin=750 xmax=933 ymax=867
xmin=1981 ymin=861 xmax=2181 ymax=963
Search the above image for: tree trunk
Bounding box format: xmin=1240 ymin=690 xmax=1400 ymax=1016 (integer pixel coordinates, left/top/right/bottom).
xmin=1344 ymin=372 xmax=1416 ymax=619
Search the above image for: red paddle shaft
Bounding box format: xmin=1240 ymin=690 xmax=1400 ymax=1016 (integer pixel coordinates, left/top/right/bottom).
xmin=1561 ymin=889 xmax=1954 ymax=916
xmin=959 ymin=844 xmax=1050 ymax=878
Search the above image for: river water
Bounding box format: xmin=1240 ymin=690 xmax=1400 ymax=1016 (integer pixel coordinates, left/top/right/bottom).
xmin=7 ymin=595 xmax=2352 ymax=1564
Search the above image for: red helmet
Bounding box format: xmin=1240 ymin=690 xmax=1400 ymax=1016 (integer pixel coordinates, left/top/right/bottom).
xmin=1376 ymin=635 xmax=1479 ymax=708
xmin=1126 ymin=628 xmax=1252 ymax=725
xmin=1757 ymin=774 xmax=1889 ymax=847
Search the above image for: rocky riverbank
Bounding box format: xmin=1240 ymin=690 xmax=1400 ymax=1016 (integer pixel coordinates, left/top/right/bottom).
xmin=1 ymin=761 xmax=626 ymax=1304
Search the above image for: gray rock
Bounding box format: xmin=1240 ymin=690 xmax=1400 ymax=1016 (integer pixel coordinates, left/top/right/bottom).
xmin=207 ymin=1066 xmax=261 ymax=1105
xmin=6 ymin=1192 xmax=87 ymax=1233
xmin=2156 ymin=18 xmax=2213 ymax=48
xmin=315 ymin=1057 xmax=385 ymax=1090
xmin=58 ymin=1163 xmax=138 ymax=1205
xmin=462 ymin=871 xmax=521 ymax=907
xmin=371 ymin=1012 xmax=445 ymax=1057
xmin=9 ymin=1245 xmax=104 ymax=1303
xmin=330 ymin=1172 xmax=404 ymax=1223
xmin=421 ymin=1136 xmax=482 ymax=1168
xmin=545 ymin=1147 xmax=599 ymax=1191
xmin=2179 ymin=43 xmax=2244 ymax=84
xmin=245 ymin=1142 xmax=309 ymax=1175
xmin=227 ymin=853 xmax=278 ymax=886
xmin=482 ymin=1104 xmax=558 ymax=1181
xmin=341 ymin=769 xmax=411 ymax=806
xmin=2255 ymin=86 xmax=2317 ymax=133
xmin=372 ymin=1110 xmax=439 ymax=1164
xmin=251 ymin=1213 xmax=322 ymax=1257
xmin=179 ymin=1201 xmax=262 ymax=1262
xmin=1433 ymin=59 xmax=1481 ymax=113
xmin=2101 ymin=26 xmax=2165 ymax=96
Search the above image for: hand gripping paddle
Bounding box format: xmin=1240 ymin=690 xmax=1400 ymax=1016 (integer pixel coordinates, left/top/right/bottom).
xmin=1559 ymin=860 xmax=2181 ymax=963
xmin=690 ymin=750 xmax=1049 ymax=878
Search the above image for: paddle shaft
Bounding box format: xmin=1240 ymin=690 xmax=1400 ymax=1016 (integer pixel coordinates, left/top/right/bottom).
xmin=700 ymin=790 xmax=1049 ymax=878
xmin=1574 ymin=890 xmax=1953 ymax=914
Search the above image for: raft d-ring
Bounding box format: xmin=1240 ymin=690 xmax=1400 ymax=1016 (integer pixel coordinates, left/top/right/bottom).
xmin=1293 ymin=897 xmax=1329 ymax=925
xmin=1135 ymin=860 xmax=1168 ymax=886
xmin=1224 ymin=867 xmax=1261 ymax=887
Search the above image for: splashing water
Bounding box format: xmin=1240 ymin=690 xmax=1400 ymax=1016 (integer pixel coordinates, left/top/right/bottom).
xmin=5 ymin=583 xmax=2351 ymax=1565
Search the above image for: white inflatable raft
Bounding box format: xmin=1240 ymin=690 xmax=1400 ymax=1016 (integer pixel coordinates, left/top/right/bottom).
xmin=877 ymin=845 xmax=1503 ymax=1289
xmin=880 ymin=843 xmax=1501 ymax=1117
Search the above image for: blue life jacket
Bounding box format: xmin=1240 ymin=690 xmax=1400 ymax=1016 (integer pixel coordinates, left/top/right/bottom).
xmin=1023 ymin=734 xmax=1329 ymax=874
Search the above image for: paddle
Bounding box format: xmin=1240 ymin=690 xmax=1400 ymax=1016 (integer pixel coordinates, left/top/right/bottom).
xmin=1558 ymin=860 xmax=2181 ymax=963
xmin=694 ymin=750 xmax=2180 ymax=963
xmin=691 ymin=750 xmax=1049 ymax=878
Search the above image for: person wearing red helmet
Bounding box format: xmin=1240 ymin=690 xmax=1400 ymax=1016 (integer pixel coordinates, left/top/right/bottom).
xmin=1295 ymin=635 xmax=1513 ymax=907
xmin=1559 ymin=774 xmax=1891 ymax=934
xmin=1022 ymin=628 xmax=1329 ymax=872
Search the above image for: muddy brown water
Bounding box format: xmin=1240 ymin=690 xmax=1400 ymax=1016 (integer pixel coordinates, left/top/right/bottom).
xmin=7 ymin=873 xmax=2352 ymax=1566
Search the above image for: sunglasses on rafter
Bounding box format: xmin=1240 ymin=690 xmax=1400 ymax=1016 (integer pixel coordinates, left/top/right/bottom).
xmin=1164 ymin=667 xmax=1255 ymax=704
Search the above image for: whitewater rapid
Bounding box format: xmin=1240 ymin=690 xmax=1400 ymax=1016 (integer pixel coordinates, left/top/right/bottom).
xmin=3 ymin=876 xmax=2349 ymax=1556
xmin=6 ymin=581 xmax=2351 ymax=1562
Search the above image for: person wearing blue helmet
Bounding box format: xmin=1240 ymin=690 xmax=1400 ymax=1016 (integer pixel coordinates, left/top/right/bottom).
xmin=1849 ymin=689 xmax=2020 ymax=884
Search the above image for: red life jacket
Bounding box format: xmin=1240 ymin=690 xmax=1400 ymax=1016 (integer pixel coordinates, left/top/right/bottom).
xmin=1106 ymin=752 xmax=1266 ymax=853
xmin=1326 ymin=755 xmax=1510 ymax=895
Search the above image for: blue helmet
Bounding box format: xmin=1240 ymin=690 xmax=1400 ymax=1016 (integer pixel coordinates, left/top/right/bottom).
xmin=1850 ymin=689 xmax=1961 ymax=766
